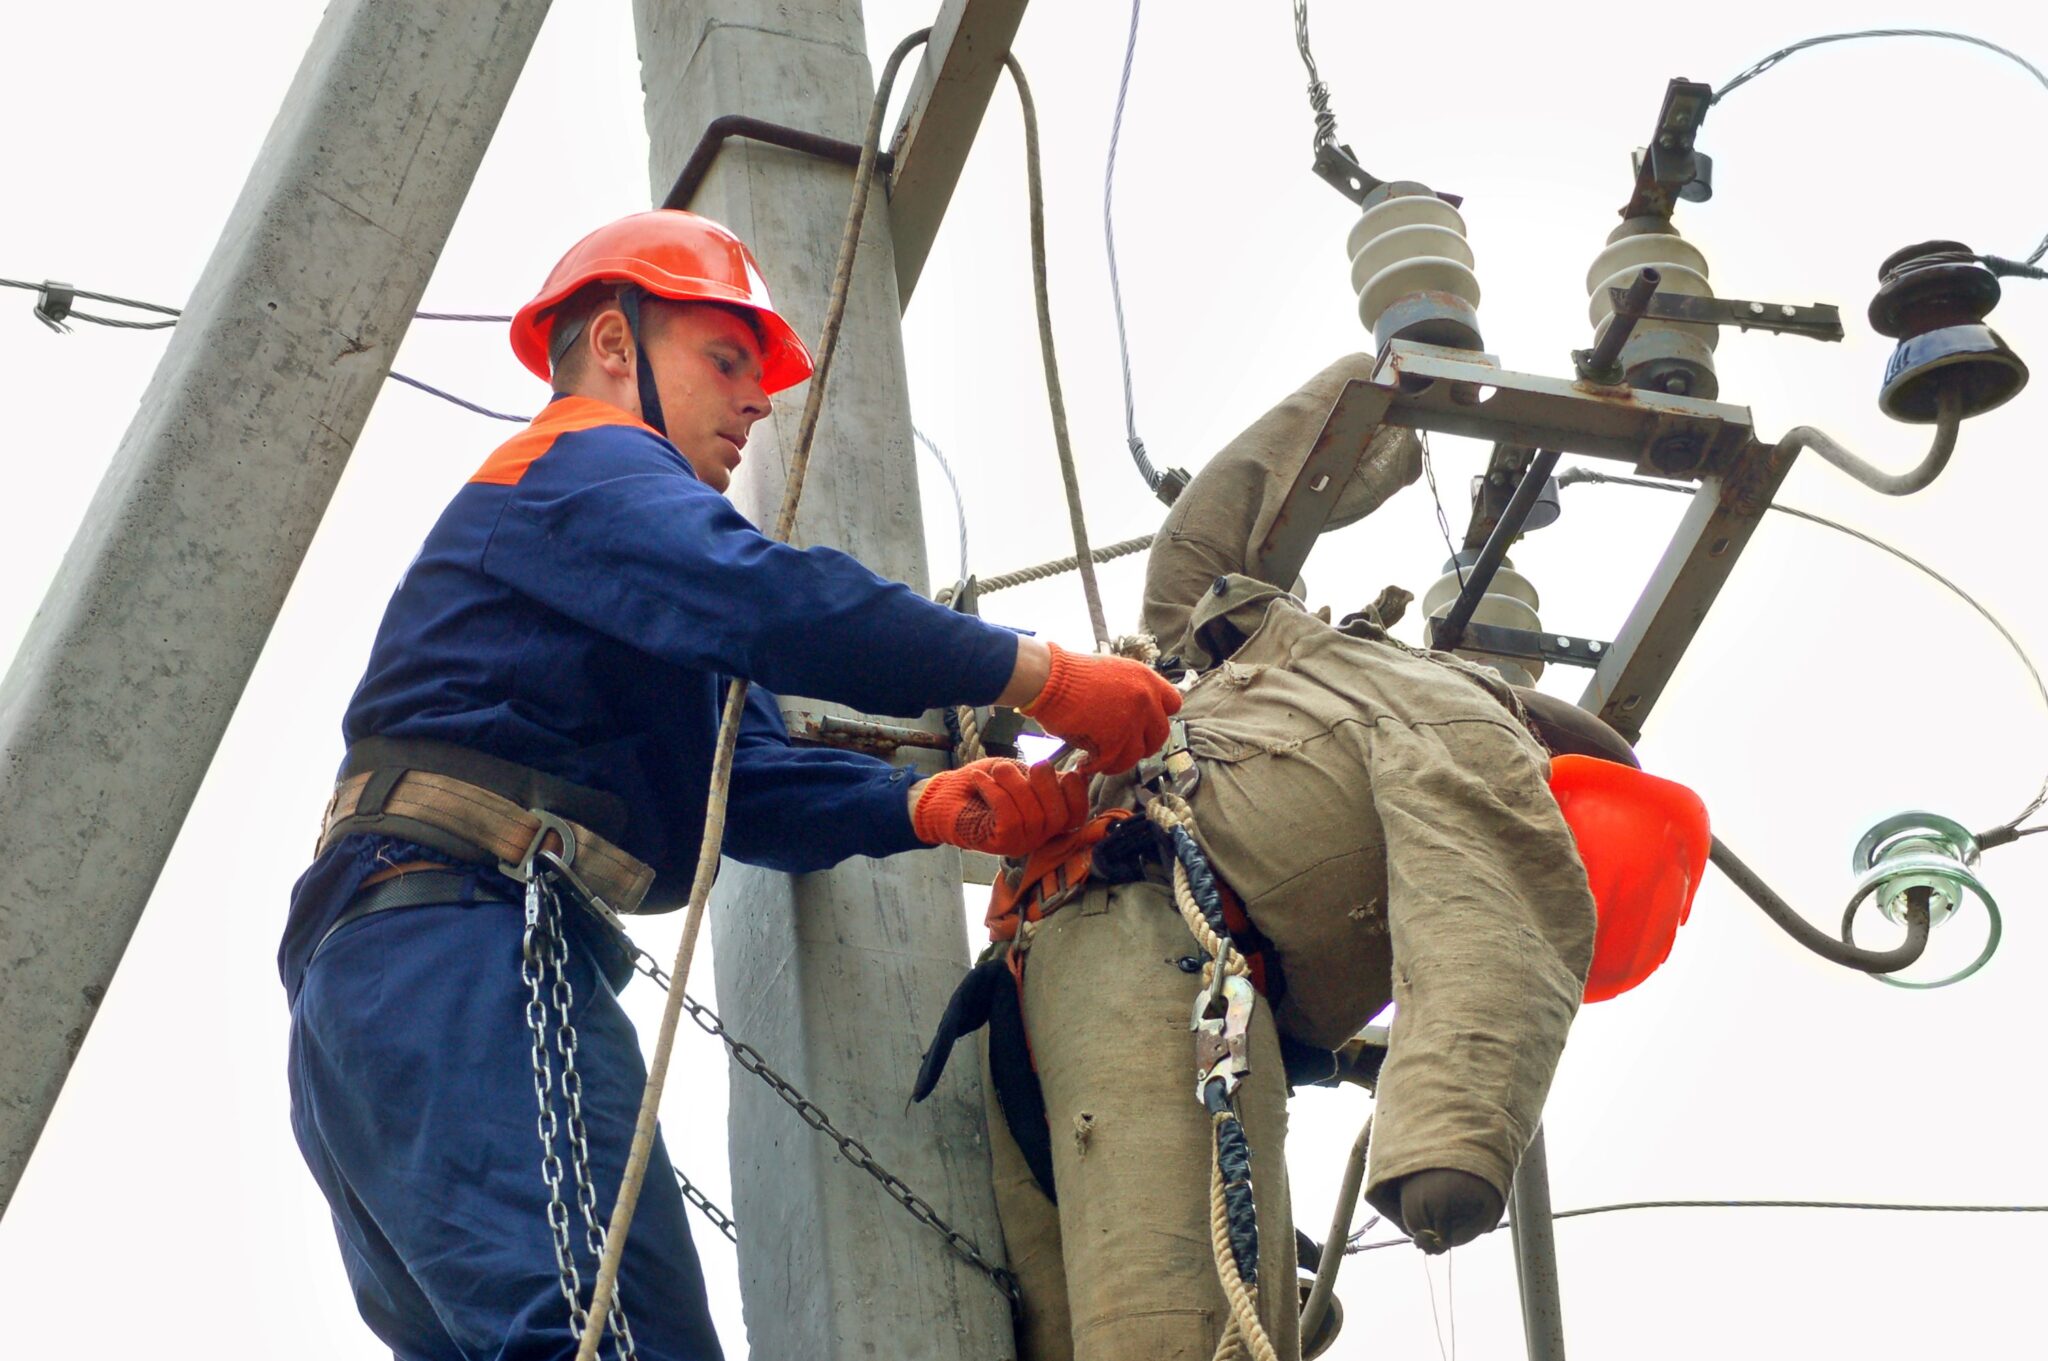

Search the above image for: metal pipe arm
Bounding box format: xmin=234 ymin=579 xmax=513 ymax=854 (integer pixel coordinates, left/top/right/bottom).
xmin=1709 ymin=835 xmax=1933 ymax=972
xmin=1299 ymin=1116 xmax=1371 ymax=1351
xmin=1776 ymin=388 xmax=1962 ymax=496
xmin=1433 ymin=447 xmax=1562 ymax=653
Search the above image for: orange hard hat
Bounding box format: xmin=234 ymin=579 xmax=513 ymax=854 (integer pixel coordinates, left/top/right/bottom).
xmin=1549 ymin=754 xmax=1711 ymax=1004
xmin=510 ymin=209 xmax=815 ymax=394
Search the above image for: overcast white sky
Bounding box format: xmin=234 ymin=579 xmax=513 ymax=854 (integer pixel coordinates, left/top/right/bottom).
xmin=4 ymin=1 xmax=2047 ymax=1356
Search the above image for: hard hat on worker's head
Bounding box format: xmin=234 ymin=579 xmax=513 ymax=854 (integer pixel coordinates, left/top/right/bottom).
xmin=510 ymin=209 xmax=815 ymax=396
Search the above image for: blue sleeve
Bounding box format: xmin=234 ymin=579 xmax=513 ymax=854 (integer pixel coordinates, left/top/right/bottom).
xmin=724 ymin=687 xmax=928 ymax=872
xmin=480 ymin=424 xmax=1018 ymax=716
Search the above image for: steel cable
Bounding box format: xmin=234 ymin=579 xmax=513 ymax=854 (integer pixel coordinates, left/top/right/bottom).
xmin=1292 ymin=0 xmax=1340 ymax=153
xmin=1559 ymin=466 xmax=2048 ymax=837
xmin=1103 ymin=0 xmax=1162 ymax=496
xmin=3 ymin=276 xmax=533 ymax=421
xmin=911 ymin=423 xmax=971 ymax=593
xmin=1714 ymin=28 xmax=2048 ymax=265
xmin=1008 ymin=54 xmax=1112 ymax=648
xmin=1346 ymin=1196 xmax=2048 ymax=1254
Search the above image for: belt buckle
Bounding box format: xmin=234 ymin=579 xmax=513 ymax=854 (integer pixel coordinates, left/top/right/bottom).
xmin=1135 ymin=718 xmax=1199 ymax=799
xmin=501 ymin=808 xmax=579 ymax=883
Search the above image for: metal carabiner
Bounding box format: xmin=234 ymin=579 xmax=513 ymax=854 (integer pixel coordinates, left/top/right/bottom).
xmin=1190 ymin=954 xmax=1229 ymax=1029
xmin=501 ymin=808 xmax=579 ymax=884
xmin=1193 ymin=973 xmax=1257 ymax=1102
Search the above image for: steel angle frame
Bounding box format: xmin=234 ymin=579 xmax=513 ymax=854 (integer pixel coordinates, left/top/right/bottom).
xmin=1257 ymin=340 xmax=1787 ymax=745
xmin=1368 ymin=342 xmax=1756 ymax=478
xmin=887 ymin=0 xmax=1033 ymax=307
xmin=1578 ymin=436 xmax=1795 ymax=741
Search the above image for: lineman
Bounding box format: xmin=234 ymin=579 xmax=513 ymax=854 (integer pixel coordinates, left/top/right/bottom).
xmin=280 ymin=209 xmax=1182 ymax=1361
xmin=922 ymin=355 xmax=1598 ymax=1359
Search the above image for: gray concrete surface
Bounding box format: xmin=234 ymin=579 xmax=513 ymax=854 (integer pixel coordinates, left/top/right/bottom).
xmin=0 ymin=0 xmax=553 ymax=1214
xmin=635 ymin=3 xmax=1016 ymax=1357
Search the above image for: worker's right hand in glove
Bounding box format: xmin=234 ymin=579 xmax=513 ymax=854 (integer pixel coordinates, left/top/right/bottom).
xmin=911 ymin=758 xmax=1093 ymax=858
xmin=1023 ymin=641 xmax=1183 ymax=776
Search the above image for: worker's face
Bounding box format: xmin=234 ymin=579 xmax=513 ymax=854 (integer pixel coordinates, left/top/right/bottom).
xmin=643 ymin=302 xmax=772 ymax=493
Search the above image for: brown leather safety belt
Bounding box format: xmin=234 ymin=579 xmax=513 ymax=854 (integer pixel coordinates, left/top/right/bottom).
xmin=318 ymin=736 xmax=655 ymax=913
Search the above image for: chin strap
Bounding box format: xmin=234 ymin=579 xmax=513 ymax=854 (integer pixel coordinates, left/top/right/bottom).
xmin=619 ymin=286 xmax=668 ymax=437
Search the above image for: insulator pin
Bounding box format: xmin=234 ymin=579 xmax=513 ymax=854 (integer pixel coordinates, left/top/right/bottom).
xmin=1843 ymin=812 xmax=2003 ymax=990
xmin=1584 ymin=222 xmax=1718 ymax=398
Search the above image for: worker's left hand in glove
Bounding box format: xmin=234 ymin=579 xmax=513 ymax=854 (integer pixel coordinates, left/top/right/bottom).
xmin=1021 ymin=642 xmax=1183 ymax=775
xmin=911 ymin=758 xmax=1093 ymax=858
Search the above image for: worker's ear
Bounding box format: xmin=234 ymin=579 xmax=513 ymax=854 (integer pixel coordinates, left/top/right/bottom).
xmin=585 ymin=304 xmax=636 ymax=379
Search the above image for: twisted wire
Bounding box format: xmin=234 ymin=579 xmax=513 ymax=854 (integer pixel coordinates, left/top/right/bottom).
xmin=911 ymin=422 xmax=971 ymax=591
xmin=1148 ymin=794 xmax=1249 ymax=983
xmin=1007 ymin=54 xmax=1110 ymax=648
xmin=1208 ymin=1111 xmax=1279 ymax=1361
xmin=935 ymin=533 xmax=1154 ymax=605
xmin=1292 ymin=0 xmax=1340 ymax=152
xmin=3 ymin=276 xmax=534 ymax=421
xmin=386 ymin=370 xmax=529 ymax=423
xmin=1714 ymin=28 xmax=2048 ymax=264
xmin=1104 ymin=0 xmax=1161 ymax=492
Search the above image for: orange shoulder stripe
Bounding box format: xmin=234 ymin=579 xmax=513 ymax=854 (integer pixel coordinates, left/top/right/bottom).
xmin=469 ymin=395 xmax=662 ymax=486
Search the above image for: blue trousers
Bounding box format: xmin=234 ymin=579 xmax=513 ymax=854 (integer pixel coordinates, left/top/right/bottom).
xmin=288 ymin=899 xmax=723 ymax=1360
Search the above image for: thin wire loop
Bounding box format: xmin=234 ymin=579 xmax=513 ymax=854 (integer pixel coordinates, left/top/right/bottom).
xmin=1714 ymin=29 xmax=2048 ymax=264
xmin=1346 ymin=1196 xmax=2048 ymax=1254
xmin=1559 ymin=466 xmax=2047 ymax=835
xmin=1104 ymin=0 xmax=1161 ymax=494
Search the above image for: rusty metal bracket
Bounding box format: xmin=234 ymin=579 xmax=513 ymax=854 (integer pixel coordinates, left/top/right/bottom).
xmin=1253 ymin=341 xmax=1757 ymax=594
xmin=1313 ymin=142 xmax=1462 ymax=210
xmin=783 ymin=709 xmax=953 ymax=757
xmin=1578 ymin=434 xmax=1799 ymax=740
xmin=1427 ymin=619 xmax=1611 ymax=668
xmin=1611 ymin=288 xmax=1845 ymax=342
xmin=1369 ymin=341 xmax=1757 ymax=478
xmin=1259 ymin=337 xmax=1790 ymax=743
xmin=1251 ymin=379 xmax=1393 ymax=590
xmin=1620 ymin=78 xmax=1715 ymax=220
xmin=664 ymin=115 xmax=893 ymax=211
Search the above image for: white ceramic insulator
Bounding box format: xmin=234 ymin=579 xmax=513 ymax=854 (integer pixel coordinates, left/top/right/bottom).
xmin=1421 ymin=561 xmax=1544 ymax=685
xmin=1585 ymin=233 xmax=1717 ymax=350
xmin=1348 ymin=196 xmax=1481 ymax=333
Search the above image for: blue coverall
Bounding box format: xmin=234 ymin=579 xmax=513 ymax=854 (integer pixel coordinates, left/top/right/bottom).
xmin=283 ymin=395 xmax=1023 ymax=1360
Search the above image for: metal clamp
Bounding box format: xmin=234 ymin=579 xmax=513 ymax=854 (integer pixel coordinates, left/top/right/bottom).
xmin=500 ymin=808 xmax=579 ymax=883
xmin=33 ymin=282 xmax=74 ymax=333
xmin=1133 ymin=718 xmax=1199 ymax=799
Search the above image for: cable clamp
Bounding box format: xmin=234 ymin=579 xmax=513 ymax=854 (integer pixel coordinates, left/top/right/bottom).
xmin=33 ymin=281 xmax=74 ymax=333
xmin=1133 ymin=718 xmax=1198 ymax=799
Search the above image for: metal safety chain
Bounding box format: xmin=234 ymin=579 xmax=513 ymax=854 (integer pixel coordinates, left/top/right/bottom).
xmin=523 ymin=870 xmax=639 ymax=1361
xmin=673 ymin=1168 xmax=738 ymax=1245
xmin=606 ymin=920 xmax=1023 ymax=1309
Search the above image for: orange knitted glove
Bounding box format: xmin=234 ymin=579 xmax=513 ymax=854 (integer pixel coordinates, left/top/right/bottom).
xmin=1023 ymin=642 xmax=1183 ymax=775
xmin=912 ymin=758 xmax=1093 ymax=857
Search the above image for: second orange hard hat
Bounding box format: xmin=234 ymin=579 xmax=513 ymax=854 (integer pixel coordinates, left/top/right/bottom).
xmin=510 ymin=210 xmax=815 ymax=394
xmin=1549 ymin=754 xmax=1711 ymax=1004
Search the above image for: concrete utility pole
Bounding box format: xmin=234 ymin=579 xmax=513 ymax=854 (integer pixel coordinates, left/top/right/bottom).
xmin=634 ymin=2 xmax=1015 ymax=1355
xmin=0 ymin=0 xmax=553 ymax=1214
